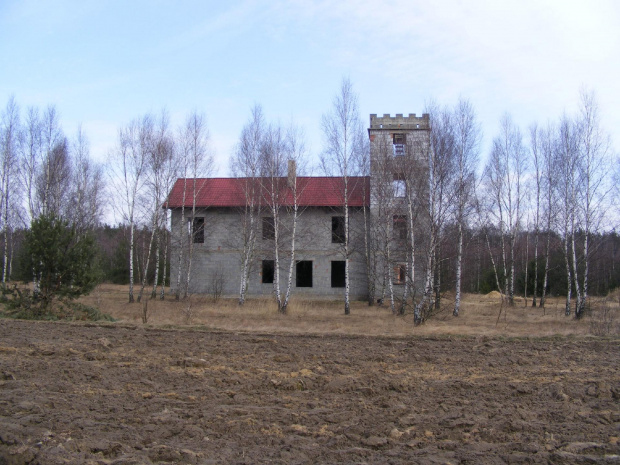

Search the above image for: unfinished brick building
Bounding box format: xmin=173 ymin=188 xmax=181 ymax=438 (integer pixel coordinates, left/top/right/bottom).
xmin=166 ymin=113 xmax=430 ymax=300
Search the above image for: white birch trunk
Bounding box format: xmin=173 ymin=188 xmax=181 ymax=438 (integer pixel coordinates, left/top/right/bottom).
xmin=175 ymin=177 xmax=188 ymax=300
xmin=184 ymin=178 xmax=198 ymax=299
xmin=238 ymin=206 xmax=255 ymax=306
xmin=129 ymin=220 xmax=135 ymax=302
xmin=541 ymin=228 xmax=551 ymax=309
xmin=160 ymin=227 xmax=168 ymax=300
xmin=2 ymin=189 xmax=8 ymax=283
xmin=344 ymin=177 xmax=350 ymax=315
xmin=151 ymin=228 xmax=161 ymax=299
xmin=282 ymin=204 xmax=297 ymax=313
xmin=485 ymin=230 xmax=503 ymax=297
xmin=570 ymin=226 xmax=582 ymax=316
xmin=532 ymin=228 xmax=539 ymax=307
xmin=272 ymin=204 xmax=282 ymax=311
xmin=454 ymin=221 xmax=463 ymax=316
xmin=563 ymin=233 xmax=572 ymax=316
xmin=137 ymin=221 xmax=157 ymax=302
xmin=406 ymin=197 xmax=416 ymax=313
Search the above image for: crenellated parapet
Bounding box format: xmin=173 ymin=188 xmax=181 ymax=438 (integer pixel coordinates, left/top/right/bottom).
xmin=369 ymin=113 xmax=430 ymax=130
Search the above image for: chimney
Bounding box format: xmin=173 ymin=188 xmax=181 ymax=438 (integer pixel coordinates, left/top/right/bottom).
xmin=287 ymin=159 xmax=296 ymax=187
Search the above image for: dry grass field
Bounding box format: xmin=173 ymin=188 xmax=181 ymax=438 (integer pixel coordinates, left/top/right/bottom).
xmin=80 ymin=284 xmax=620 ymax=338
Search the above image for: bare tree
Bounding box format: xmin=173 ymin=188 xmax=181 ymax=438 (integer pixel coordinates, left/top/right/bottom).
xmin=321 ymin=78 xmax=366 ymax=315
xmin=538 ymin=122 xmax=557 ymax=308
xmin=280 ymin=124 xmax=308 ymax=313
xmin=358 ymin=130 xmax=377 ymax=306
xmin=37 ymin=106 xmax=67 ymax=218
xmin=231 ymin=105 xmax=264 ymax=305
xmin=573 ymin=89 xmax=612 ymax=318
xmin=368 ymin=132 xmax=399 ymax=312
xmin=483 ymin=114 xmax=526 ymax=306
xmin=529 ymin=123 xmax=543 ymax=307
xmin=556 ymin=115 xmax=579 ymax=316
xmin=178 ymin=110 xmax=213 ymax=299
xmin=452 ymin=99 xmax=481 ymax=316
xmin=68 ymin=125 xmax=104 ymax=231
xmin=150 ymin=117 xmax=177 ymax=300
xmin=110 ymin=116 xmax=150 ymax=302
xmin=258 ymin=120 xmax=308 ymax=314
xmin=414 ymin=102 xmax=454 ymax=323
xmin=0 ymin=96 xmax=21 ymax=282
xmin=20 ymin=107 xmax=43 ymax=224
xmin=260 ymin=123 xmax=288 ymax=311
xmin=136 ymin=112 xmax=177 ymax=303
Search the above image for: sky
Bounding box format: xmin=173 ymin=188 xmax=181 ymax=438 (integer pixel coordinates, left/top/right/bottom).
xmin=1 ymin=0 xmax=619 ymax=175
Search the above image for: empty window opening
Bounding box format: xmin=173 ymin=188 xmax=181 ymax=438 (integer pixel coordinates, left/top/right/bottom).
xmin=393 ymin=133 xmax=406 ymax=156
xmin=394 ymin=264 xmax=406 ymax=285
xmin=189 ymin=217 xmax=204 ymax=243
xmin=332 ymin=216 xmax=345 ymax=243
xmin=262 ymin=260 xmax=274 ymax=284
xmin=296 ymin=260 xmax=313 ymax=288
xmin=393 ymin=180 xmax=406 ymax=198
xmin=331 ymin=261 xmax=346 ymax=288
xmin=393 ymin=215 xmax=407 ymax=240
xmin=262 ymin=216 xmax=275 ymax=240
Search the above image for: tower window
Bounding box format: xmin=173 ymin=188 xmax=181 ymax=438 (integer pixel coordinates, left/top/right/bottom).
xmin=393 ymin=215 xmax=407 ymax=240
xmin=393 ymin=133 xmax=406 ymax=156
xmin=393 ymin=180 xmax=406 ymax=198
xmin=394 ymin=264 xmax=406 ymax=285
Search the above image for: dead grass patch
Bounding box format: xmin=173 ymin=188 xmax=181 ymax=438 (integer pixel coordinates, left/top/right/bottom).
xmin=75 ymin=284 xmax=619 ymax=338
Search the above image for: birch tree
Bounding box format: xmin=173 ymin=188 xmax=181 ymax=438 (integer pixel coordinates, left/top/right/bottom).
xmin=538 ymin=122 xmax=557 ymax=308
xmin=20 ymin=107 xmax=43 ymax=224
xmin=0 ymin=96 xmax=21 ymax=282
xmin=414 ymin=103 xmax=454 ymax=323
xmin=452 ymin=99 xmax=481 ymax=316
xmin=151 ymin=118 xmax=177 ymax=300
xmin=529 ymin=123 xmax=543 ymax=307
xmin=258 ymin=120 xmax=309 ymax=314
xmin=136 ymin=112 xmax=176 ymax=302
xmin=37 ymin=106 xmax=66 ymax=218
xmin=280 ymin=124 xmax=307 ymax=313
xmin=321 ymin=78 xmax=365 ymax=315
xmin=231 ymin=105 xmax=264 ymax=305
xmin=68 ymin=125 xmax=104 ymax=231
xmin=556 ymin=115 xmax=579 ymax=315
xmin=358 ymin=128 xmax=377 ymax=306
xmin=483 ymin=114 xmax=526 ymax=306
xmin=110 ymin=116 xmax=149 ymax=302
xmin=178 ymin=110 xmax=213 ymax=299
xmin=260 ymin=123 xmax=288 ymax=312
xmin=573 ymin=89 xmax=612 ymax=318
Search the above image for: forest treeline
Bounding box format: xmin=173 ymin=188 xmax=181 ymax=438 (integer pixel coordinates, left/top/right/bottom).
xmin=1 ymin=82 xmax=619 ymax=318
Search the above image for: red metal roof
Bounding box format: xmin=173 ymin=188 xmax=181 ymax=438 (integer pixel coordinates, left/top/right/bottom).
xmin=165 ymin=177 xmax=370 ymax=208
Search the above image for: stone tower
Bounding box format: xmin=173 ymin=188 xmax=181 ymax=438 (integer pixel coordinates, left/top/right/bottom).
xmin=367 ymin=113 xmax=430 ymax=299
xmin=368 ymin=113 xmax=430 ymax=208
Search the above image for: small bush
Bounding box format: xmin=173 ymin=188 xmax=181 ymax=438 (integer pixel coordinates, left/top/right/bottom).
xmin=589 ymin=304 xmax=619 ymax=336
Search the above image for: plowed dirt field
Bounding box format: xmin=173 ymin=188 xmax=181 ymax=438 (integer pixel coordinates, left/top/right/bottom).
xmin=0 ymin=319 xmax=619 ymax=464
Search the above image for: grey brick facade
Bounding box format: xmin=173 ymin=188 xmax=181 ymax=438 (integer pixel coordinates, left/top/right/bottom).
xmin=170 ymin=206 xmax=369 ymax=299
xmin=168 ymin=113 xmax=431 ymax=301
